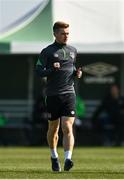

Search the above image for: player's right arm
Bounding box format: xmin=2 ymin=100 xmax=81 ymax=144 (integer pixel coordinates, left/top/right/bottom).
xmin=35 ymin=49 xmax=53 ymax=77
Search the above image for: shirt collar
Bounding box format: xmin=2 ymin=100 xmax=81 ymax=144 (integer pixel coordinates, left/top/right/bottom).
xmin=54 ymin=41 xmax=66 ymax=47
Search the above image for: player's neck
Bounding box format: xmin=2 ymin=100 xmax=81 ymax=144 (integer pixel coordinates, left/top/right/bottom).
xmin=55 ymin=40 xmax=66 ymax=46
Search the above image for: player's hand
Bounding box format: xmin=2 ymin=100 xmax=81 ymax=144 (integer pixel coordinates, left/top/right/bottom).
xmin=53 ymin=62 xmax=60 ymax=70
xmin=76 ymin=67 xmax=82 ymax=78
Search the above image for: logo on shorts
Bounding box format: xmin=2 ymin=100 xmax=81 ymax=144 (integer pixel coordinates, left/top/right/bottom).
xmin=71 ymin=111 xmax=75 ymax=115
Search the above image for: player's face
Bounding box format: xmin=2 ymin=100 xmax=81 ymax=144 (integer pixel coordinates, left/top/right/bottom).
xmin=54 ymin=28 xmax=69 ymax=44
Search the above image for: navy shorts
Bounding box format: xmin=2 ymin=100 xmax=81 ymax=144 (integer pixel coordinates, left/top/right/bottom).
xmin=46 ymin=93 xmax=76 ymax=120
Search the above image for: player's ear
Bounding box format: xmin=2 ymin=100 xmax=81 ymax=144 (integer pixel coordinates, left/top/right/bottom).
xmin=54 ymin=32 xmax=57 ymax=37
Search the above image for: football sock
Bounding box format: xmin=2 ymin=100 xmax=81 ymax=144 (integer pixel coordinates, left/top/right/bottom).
xmin=64 ymin=150 xmax=72 ymax=160
xmin=50 ymin=148 xmax=58 ymax=159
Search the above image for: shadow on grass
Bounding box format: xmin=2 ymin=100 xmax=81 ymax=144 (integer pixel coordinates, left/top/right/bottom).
xmin=0 ymin=169 xmax=124 ymax=175
xmin=0 ymin=169 xmax=124 ymax=179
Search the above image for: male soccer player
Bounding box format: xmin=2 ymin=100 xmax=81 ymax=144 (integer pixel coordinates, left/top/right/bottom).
xmin=35 ymin=21 xmax=82 ymax=172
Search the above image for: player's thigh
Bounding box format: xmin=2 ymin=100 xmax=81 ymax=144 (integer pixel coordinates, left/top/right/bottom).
xmin=48 ymin=119 xmax=60 ymax=133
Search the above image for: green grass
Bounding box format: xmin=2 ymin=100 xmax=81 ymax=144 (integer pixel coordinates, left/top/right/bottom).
xmin=0 ymin=147 xmax=124 ymax=178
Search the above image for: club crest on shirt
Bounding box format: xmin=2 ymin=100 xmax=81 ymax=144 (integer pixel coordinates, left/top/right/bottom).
xmin=70 ymin=52 xmax=75 ymax=59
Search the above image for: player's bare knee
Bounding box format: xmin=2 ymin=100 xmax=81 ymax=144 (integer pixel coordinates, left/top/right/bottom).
xmin=62 ymin=123 xmax=73 ymax=136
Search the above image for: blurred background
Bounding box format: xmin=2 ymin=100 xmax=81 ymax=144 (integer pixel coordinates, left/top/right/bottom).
xmin=0 ymin=0 xmax=124 ymax=147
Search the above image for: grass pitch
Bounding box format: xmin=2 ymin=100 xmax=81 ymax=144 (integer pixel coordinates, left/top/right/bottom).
xmin=0 ymin=147 xmax=124 ymax=179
